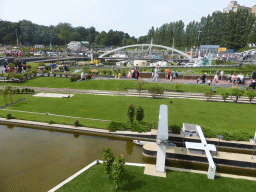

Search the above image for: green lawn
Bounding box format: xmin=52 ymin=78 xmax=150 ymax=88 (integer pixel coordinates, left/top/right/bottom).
xmin=57 ymin=164 xmax=256 ymax=192
xmin=0 ymin=77 xmax=249 ymax=96
xmin=1 ymin=94 xmax=255 ymax=140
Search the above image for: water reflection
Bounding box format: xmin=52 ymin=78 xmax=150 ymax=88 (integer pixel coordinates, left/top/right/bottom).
xmin=125 ymin=140 xmax=134 ymax=155
xmin=0 ymin=123 xmax=147 ymax=192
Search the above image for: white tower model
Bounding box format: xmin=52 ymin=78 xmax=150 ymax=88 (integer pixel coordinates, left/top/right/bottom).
xmin=156 ymin=105 xmax=168 ymax=173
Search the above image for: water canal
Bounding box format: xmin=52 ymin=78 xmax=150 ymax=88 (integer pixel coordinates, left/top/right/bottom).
xmin=0 ymin=124 xmax=148 ymax=192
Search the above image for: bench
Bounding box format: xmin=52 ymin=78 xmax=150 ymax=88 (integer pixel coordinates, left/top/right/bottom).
xmin=211 ymin=88 xmax=216 ymax=93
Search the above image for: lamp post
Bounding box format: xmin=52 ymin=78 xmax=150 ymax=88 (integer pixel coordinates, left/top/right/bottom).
xmin=252 ymin=138 xmax=256 ymax=159
xmin=216 ymin=135 xmax=223 ymax=155
xmin=49 ymin=32 xmax=52 ymax=50
xmin=15 ymin=29 xmax=18 ymax=47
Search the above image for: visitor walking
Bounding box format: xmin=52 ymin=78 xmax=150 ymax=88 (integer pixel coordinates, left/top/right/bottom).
xmin=152 ymin=66 xmax=158 ymax=81
xmin=165 ymin=68 xmax=169 ymax=80
xmin=220 ymin=70 xmax=224 ymax=80
xmin=202 ymin=73 xmax=207 ymax=84
xmin=173 ymin=70 xmax=177 ymax=79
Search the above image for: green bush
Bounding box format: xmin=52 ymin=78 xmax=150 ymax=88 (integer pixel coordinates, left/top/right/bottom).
xmin=24 ymin=88 xmax=29 ymax=93
xmin=47 ymin=72 xmax=50 ymax=77
xmin=74 ymin=120 xmax=80 ymax=127
xmin=136 ymin=106 xmax=144 ymax=123
xmin=21 ymin=89 xmax=24 ymax=94
xmin=231 ymin=89 xmax=244 ymax=103
xmin=53 ymin=73 xmax=56 ymax=77
xmin=131 ymin=122 xmax=150 ymax=133
xmin=45 ymin=66 xmax=51 ymax=70
xmin=221 ymin=92 xmax=229 ymax=102
xmin=16 ymin=89 xmax=20 ymax=94
xmin=49 ymin=119 xmax=54 ymax=124
xmin=107 ymin=121 xmax=126 ymax=132
xmin=59 ymin=74 xmax=63 ymax=77
xmin=148 ymin=85 xmax=164 ymax=98
xmin=169 ymin=124 xmax=181 ymax=134
xmin=6 ymin=113 xmax=12 ymax=120
xmin=127 ymin=104 xmax=135 ymax=125
xmin=70 ymin=75 xmax=80 ymax=82
xmin=103 ymin=70 xmax=106 ymax=75
xmin=65 ymin=74 xmax=68 ymax=78
xmin=204 ymin=90 xmax=215 ymax=101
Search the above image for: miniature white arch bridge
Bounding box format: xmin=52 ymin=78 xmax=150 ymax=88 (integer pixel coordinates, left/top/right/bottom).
xmin=98 ymin=44 xmax=193 ymax=62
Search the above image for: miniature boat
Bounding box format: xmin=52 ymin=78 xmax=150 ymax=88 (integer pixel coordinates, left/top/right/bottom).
xmin=133 ymin=140 xmax=176 ymax=147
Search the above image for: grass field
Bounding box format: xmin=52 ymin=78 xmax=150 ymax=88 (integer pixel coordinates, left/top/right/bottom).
xmin=56 ymin=164 xmax=256 ymax=192
xmin=0 ymin=77 xmax=250 ymax=96
xmin=1 ymin=94 xmax=255 ymax=140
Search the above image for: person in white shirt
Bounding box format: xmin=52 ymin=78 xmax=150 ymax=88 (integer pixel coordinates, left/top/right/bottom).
xmin=220 ymin=71 xmax=224 ymax=80
xmin=81 ymin=71 xmax=86 ymax=80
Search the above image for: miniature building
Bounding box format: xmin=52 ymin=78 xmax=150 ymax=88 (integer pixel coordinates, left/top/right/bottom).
xmin=35 ymin=45 xmax=45 ymax=48
xmin=182 ymin=123 xmax=198 ymax=137
xmin=134 ymin=60 xmax=147 ymax=67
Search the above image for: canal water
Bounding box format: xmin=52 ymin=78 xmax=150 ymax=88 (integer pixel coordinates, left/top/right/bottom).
xmin=0 ymin=124 xmax=148 ymax=192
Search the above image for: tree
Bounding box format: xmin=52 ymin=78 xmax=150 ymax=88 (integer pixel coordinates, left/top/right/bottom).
xmin=6 ymin=85 xmax=14 ymax=104
xmin=246 ymin=91 xmax=256 ymax=104
xmin=221 ymin=92 xmax=229 ymax=102
xmin=127 ymin=104 xmax=135 ymax=125
xmin=101 ymin=147 xmax=115 ymax=178
xmin=136 ymin=106 xmax=144 ymax=123
xmin=112 ymin=154 xmax=125 ymax=189
xmin=231 ymin=89 xmax=244 ymax=103
xmin=55 ymin=23 xmax=73 ymax=45
xmin=135 ymin=80 xmax=145 ymax=97
xmin=204 ymin=90 xmax=215 ymax=101
xmin=1 ymin=87 xmax=9 ymax=106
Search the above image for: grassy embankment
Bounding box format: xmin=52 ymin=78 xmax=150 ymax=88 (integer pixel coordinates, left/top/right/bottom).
xmin=0 ymin=93 xmax=255 ymax=140
xmin=56 ymin=164 xmax=256 ymax=192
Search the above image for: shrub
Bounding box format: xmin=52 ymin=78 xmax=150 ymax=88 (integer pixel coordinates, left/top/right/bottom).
xmin=136 ymin=106 xmax=144 ymax=123
xmin=112 ymin=154 xmax=125 ymax=189
xmin=16 ymin=89 xmax=20 ymax=94
xmin=204 ymin=90 xmax=215 ymax=101
xmin=59 ymin=74 xmax=63 ymax=77
xmin=74 ymin=120 xmax=79 ymax=127
xmin=121 ymin=71 xmax=126 ymax=76
xmin=45 ymin=66 xmax=51 ymax=70
xmin=21 ymin=89 xmax=25 ymax=94
xmin=246 ymin=91 xmax=256 ymax=104
xmin=53 ymin=73 xmax=56 ymax=77
xmin=148 ymin=85 xmax=165 ymax=98
xmin=169 ymin=124 xmax=181 ymax=134
xmin=107 ymin=121 xmax=126 ymax=132
xmin=135 ymin=80 xmax=145 ymax=97
xmin=108 ymin=71 xmax=112 ymax=75
xmin=174 ymin=83 xmax=181 ymax=91
xmin=65 ymin=74 xmax=68 ymax=78
xmin=101 ymin=147 xmax=115 ymax=178
xmin=231 ymin=89 xmax=244 ymax=103
xmin=221 ymin=92 xmax=229 ymax=102
xmin=6 ymin=113 xmax=12 ymax=120
xmin=31 ymin=89 xmax=35 ymax=94
xmin=32 ymin=69 xmax=38 ymax=77
xmin=127 ymin=104 xmax=135 ymax=125
xmin=70 ymin=75 xmax=80 ymax=82
xmin=28 ymin=89 xmax=31 ymax=94
xmin=48 ymin=72 xmax=50 ymax=77
xmin=131 ymin=122 xmax=150 ymax=133
xmin=49 ymin=119 xmax=54 ymax=124
xmin=24 ymin=88 xmax=29 ymax=93
xmin=103 ymin=70 xmax=107 ymax=75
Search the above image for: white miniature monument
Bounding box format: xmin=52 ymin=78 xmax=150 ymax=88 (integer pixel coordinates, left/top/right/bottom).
xmin=156 ymin=105 xmax=168 ymax=173
xmin=185 ymin=125 xmax=216 ymax=179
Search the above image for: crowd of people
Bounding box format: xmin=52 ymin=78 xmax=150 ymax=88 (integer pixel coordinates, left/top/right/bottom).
xmin=3 ymin=59 xmax=27 ymax=73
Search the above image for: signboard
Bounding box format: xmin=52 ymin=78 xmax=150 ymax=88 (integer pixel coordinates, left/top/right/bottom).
xmin=218 ymin=47 xmax=227 ymax=53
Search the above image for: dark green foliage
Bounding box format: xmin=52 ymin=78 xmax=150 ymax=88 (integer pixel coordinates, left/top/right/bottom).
xmin=204 ymin=90 xmax=215 ymax=101
xmin=53 ymin=73 xmax=56 ymax=77
xmin=6 ymin=113 xmax=12 ymax=120
xmin=107 ymin=121 xmax=126 ymax=132
xmin=131 ymin=122 xmax=150 ymax=133
xmin=59 ymin=74 xmax=62 ymax=77
xmin=127 ymin=104 xmax=135 ymax=125
xmin=136 ymin=106 xmax=144 ymax=123
xmin=49 ymin=119 xmax=54 ymax=124
xmin=169 ymin=124 xmax=181 ymax=134
xmin=21 ymin=89 xmax=24 ymax=94
xmin=74 ymin=120 xmax=79 ymax=127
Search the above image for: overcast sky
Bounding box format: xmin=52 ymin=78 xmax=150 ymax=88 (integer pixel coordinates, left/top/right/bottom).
xmin=1 ymin=0 xmax=256 ymax=38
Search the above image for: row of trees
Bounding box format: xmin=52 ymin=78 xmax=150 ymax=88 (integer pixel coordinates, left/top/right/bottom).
xmin=0 ymin=20 xmax=137 ymax=46
xmin=139 ymin=9 xmax=256 ymax=50
xmin=1 ymin=9 xmax=255 ymax=49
